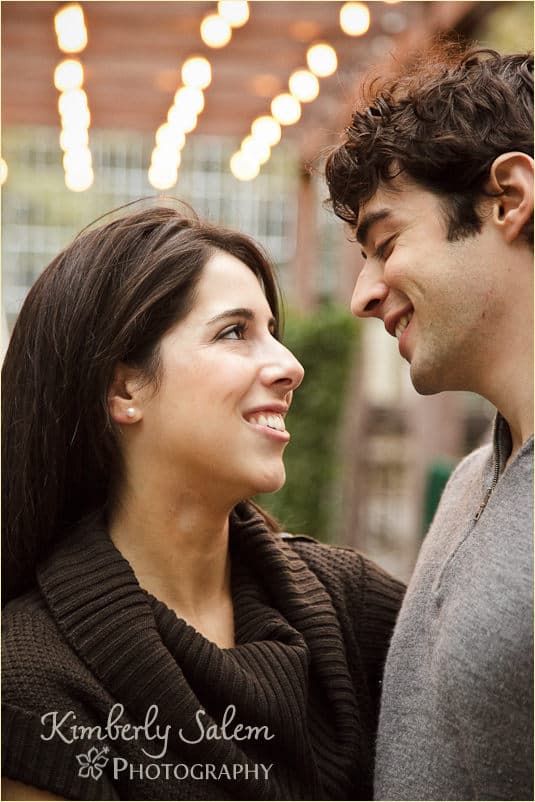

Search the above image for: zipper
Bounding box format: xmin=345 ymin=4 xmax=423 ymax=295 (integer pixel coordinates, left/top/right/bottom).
xmin=474 ymin=418 xmax=504 ymax=522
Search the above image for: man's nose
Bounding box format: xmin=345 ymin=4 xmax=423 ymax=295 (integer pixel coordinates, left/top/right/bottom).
xmin=350 ymin=263 xmax=389 ymax=319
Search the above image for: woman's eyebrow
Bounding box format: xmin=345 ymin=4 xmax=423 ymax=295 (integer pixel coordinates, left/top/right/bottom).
xmin=206 ymin=308 xmax=255 ymax=325
xmin=206 ymin=307 xmax=277 ymax=331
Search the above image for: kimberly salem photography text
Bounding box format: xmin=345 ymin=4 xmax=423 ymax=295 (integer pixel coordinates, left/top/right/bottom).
xmin=40 ymin=703 xmax=275 ymax=783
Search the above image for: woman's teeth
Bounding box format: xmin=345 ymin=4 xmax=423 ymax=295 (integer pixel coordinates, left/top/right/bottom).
xmin=247 ymin=413 xmax=286 ymax=432
xmin=395 ymin=311 xmax=413 ymax=340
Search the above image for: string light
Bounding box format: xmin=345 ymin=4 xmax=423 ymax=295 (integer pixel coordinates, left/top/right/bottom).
xmin=59 ymin=127 xmax=89 ymax=150
xmin=149 ymin=4 xmax=249 ymax=190
xmin=54 ymin=4 xmax=87 ymax=53
xmin=306 ymin=43 xmax=338 ymax=77
xmin=241 ymin=135 xmax=270 ymax=165
xmin=251 ymin=116 xmax=282 ymax=147
xmin=232 ymin=37 xmax=338 ymax=180
xmin=155 ymin=124 xmax=186 ymax=151
xmin=271 ymin=94 xmax=301 ymax=126
xmin=54 ymin=4 xmax=92 ymax=191
xmin=65 ymin=168 xmax=94 ymax=192
xmin=62 ymin=145 xmax=92 ymax=173
xmin=173 ymin=87 xmax=205 ymax=115
xmin=148 ymin=164 xmax=178 ymax=191
xmin=289 ymin=69 xmax=320 ymax=103
xmin=230 ymin=151 xmax=260 ymax=181
xmin=58 ymin=87 xmax=88 ymax=118
xmin=200 ymin=13 xmax=232 ymax=48
xmin=217 ymin=1 xmax=249 ymax=27
xmin=54 ymin=59 xmax=84 ymax=91
xmin=151 ymin=147 xmax=182 ymax=172
xmin=181 ymin=56 xmax=212 ymax=90
xmin=340 ymin=2 xmax=370 ymax=36
xmin=168 ymin=104 xmax=198 ymax=134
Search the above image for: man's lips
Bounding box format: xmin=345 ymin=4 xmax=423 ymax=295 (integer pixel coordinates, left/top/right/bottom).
xmin=384 ymin=305 xmax=414 ymax=339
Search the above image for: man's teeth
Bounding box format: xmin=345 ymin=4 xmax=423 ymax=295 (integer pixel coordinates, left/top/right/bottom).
xmin=395 ymin=311 xmax=413 ymax=340
xmin=247 ymin=413 xmax=286 ymax=432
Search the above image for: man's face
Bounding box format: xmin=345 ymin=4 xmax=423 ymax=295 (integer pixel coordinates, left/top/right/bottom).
xmin=352 ymin=175 xmax=509 ymax=396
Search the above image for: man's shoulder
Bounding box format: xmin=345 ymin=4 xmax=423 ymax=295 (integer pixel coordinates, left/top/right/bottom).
xmin=450 ymin=440 xmax=494 ymax=479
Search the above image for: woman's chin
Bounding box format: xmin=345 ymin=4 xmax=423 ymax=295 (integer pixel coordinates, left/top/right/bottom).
xmin=248 ymin=466 xmax=287 ymax=497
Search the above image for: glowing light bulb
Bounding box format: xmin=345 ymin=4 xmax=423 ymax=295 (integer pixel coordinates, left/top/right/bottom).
xmin=271 ymin=93 xmax=301 ymax=126
xmin=151 ymin=146 xmax=182 ymax=172
xmin=148 ymin=164 xmax=178 ymax=190
xmin=173 ymin=87 xmax=205 ymax=115
xmin=61 ymin=106 xmax=91 ymax=129
xmin=58 ymin=88 xmax=88 ymax=118
xmin=54 ymin=59 xmax=84 ymax=91
xmin=60 ymin=127 xmax=89 ymax=150
xmin=230 ymin=151 xmax=260 ymax=181
xmin=65 ymin=167 xmax=94 ymax=192
xmin=54 ymin=4 xmax=88 ymax=53
xmin=62 ymin=146 xmax=92 ymax=173
xmin=340 ymin=2 xmax=370 ymax=36
xmin=251 ymin=116 xmax=281 ymax=146
xmin=306 ymin=43 xmax=338 ymax=77
xmin=241 ymin=136 xmax=270 ymax=165
xmin=217 ymin=1 xmax=249 ymax=27
xmin=288 ymin=69 xmax=320 ymax=103
xmin=200 ymin=14 xmax=232 ymax=48
xmin=0 ymin=158 xmax=8 ymax=185
xmin=168 ymin=105 xmax=198 ymax=134
xmin=155 ymin=124 xmax=186 ymax=151
xmin=182 ymin=57 xmax=212 ymax=90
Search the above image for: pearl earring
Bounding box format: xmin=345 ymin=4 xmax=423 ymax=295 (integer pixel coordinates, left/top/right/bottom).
xmin=126 ymin=407 xmax=136 ymax=419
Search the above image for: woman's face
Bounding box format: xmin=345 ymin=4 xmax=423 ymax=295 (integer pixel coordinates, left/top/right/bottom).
xmin=130 ymin=250 xmax=304 ymax=503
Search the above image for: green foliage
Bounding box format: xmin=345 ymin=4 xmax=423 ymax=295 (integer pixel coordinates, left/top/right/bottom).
xmin=475 ymin=2 xmax=533 ymax=52
xmin=256 ymin=304 xmax=359 ymax=542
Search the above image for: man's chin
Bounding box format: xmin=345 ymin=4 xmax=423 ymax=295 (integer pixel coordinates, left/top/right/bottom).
xmin=410 ymin=362 xmax=444 ymax=396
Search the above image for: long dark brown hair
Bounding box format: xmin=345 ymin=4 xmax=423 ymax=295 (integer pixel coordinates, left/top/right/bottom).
xmin=2 ymin=203 xmax=282 ymax=604
xmin=325 ymin=44 xmax=533 ymax=242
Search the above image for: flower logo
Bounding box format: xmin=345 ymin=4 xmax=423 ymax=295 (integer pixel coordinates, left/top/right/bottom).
xmin=75 ymin=745 xmax=109 ymax=780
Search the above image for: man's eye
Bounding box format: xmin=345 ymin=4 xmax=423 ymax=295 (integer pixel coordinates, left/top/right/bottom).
xmin=376 ymin=236 xmax=395 ymax=261
xmin=218 ymin=323 xmax=247 ymax=340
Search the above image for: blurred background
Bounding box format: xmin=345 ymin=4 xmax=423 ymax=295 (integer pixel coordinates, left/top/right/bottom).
xmin=2 ymin=1 xmax=533 ymax=581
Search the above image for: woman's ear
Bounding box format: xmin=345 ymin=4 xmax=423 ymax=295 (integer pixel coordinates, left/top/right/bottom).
xmin=108 ymin=363 xmax=144 ymax=424
xmin=487 ymin=152 xmax=534 ymax=244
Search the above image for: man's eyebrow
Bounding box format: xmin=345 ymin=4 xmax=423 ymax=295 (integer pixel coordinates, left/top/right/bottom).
xmin=356 ymin=209 xmax=393 ymax=248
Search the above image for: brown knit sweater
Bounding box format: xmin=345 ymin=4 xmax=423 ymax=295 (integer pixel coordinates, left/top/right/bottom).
xmin=2 ymin=503 xmax=404 ymax=801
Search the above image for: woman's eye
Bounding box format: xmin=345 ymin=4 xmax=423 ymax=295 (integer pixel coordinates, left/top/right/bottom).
xmin=218 ymin=323 xmax=247 ymax=340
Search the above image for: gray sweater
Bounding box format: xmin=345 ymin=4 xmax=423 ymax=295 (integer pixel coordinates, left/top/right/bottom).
xmin=375 ymin=415 xmax=533 ymax=801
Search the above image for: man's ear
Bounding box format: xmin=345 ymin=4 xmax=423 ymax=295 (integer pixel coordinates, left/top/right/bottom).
xmin=108 ymin=362 xmax=144 ymax=424
xmin=487 ymin=152 xmax=534 ymax=244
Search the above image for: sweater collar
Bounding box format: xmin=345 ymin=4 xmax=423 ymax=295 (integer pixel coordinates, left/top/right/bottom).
xmin=37 ymin=503 xmax=361 ymax=798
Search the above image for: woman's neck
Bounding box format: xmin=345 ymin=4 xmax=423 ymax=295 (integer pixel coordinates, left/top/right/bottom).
xmin=108 ymin=487 xmax=235 ymax=647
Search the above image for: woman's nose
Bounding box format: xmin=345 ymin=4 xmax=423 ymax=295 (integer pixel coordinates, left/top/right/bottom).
xmin=262 ymin=341 xmax=304 ymax=392
xmin=350 ymin=263 xmax=389 ymax=319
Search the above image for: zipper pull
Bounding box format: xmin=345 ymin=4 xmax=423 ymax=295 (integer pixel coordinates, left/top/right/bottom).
xmin=474 ymin=487 xmax=492 ymax=521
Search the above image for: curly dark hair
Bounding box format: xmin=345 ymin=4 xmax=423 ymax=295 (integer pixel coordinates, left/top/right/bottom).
xmin=325 ymin=43 xmax=533 ymax=243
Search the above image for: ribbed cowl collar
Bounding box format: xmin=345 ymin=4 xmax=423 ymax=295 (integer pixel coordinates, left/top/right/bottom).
xmin=37 ymin=503 xmax=363 ymax=800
